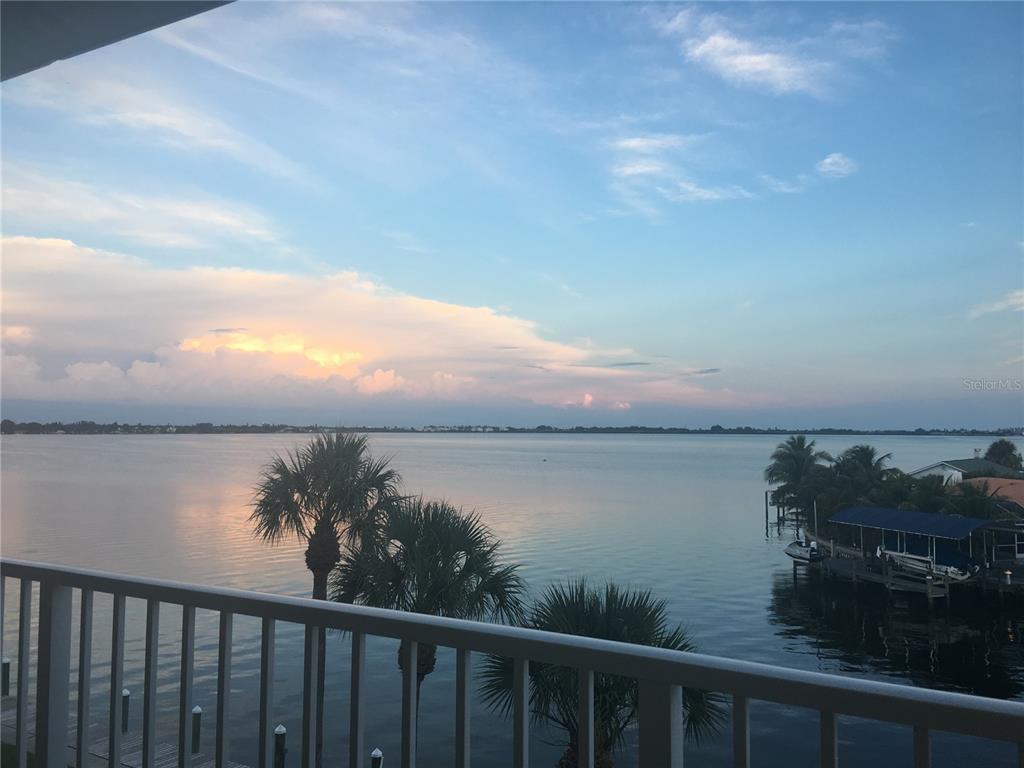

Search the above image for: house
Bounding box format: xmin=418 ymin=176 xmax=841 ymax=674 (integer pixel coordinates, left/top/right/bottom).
xmin=907 ymin=456 xmax=1024 ymax=484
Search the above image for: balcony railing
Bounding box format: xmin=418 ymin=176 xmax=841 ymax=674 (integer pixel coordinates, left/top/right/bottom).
xmin=1 ymin=558 xmax=1022 ymax=768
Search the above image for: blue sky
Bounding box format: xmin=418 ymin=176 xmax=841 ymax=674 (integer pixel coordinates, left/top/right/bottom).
xmin=1 ymin=2 xmax=1022 ymax=428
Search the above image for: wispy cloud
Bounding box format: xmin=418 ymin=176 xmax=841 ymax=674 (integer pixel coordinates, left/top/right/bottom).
xmin=610 ymin=134 xmax=698 ymax=153
xmin=816 ymin=153 xmax=858 ymax=178
xmin=658 ymin=180 xmax=754 ymax=202
xmin=5 ymin=63 xmax=310 ymax=184
xmin=759 ymin=174 xmax=810 ymax=194
xmin=2 ymin=166 xmax=283 ymax=251
xmin=656 ymin=8 xmax=898 ymax=98
xmin=969 ymin=290 xmax=1024 ymax=319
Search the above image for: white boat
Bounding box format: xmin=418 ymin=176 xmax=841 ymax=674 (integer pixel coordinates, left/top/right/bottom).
xmin=785 ymin=539 xmax=824 ymax=564
xmin=879 ymin=549 xmax=978 ymax=582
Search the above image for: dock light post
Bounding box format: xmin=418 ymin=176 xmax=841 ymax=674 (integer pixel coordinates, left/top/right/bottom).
xmin=1005 ymin=570 xmax=1013 ymax=586
xmin=2 ymin=657 xmax=9 ymax=696
xmin=191 ymin=706 xmax=202 ymax=754
xmin=370 ymin=747 xmax=383 ymax=768
xmin=121 ymin=688 xmax=130 ymax=733
xmin=274 ymin=724 xmax=287 ymax=768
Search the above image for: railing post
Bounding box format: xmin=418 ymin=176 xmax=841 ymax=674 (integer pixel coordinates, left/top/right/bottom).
xmin=732 ymin=695 xmax=750 ymax=768
xmin=216 ymin=612 xmax=234 ymax=768
xmin=16 ymin=578 xmax=32 ymax=768
xmin=109 ymin=593 xmax=126 ymax=768
xmin=76 ymin=589 xmax=94 ymax=768
xmin=820 ymin=710 xmax=838 ymax=768
xmin=455 ymin=648 xmax=471 ymax=768
xmin=577 ymin=669 xmax=594 ymax=768
xmin=35 ymin=578 xmax=73 ymax=768
xmin=143 ymin=600 xmax=161 ymax=768
xmin=259 ymin=618 xmax=276 ymax=768
xmin=400 ymin=640 xmax=418 ymax=768
xmin=913 ymin=727 xmax=930 ymax=768
xmin=179 ymin=606 xmax=197 ymax=767
xmin=301 ymin=624 xmax=320 ymax=768
xmin=638 ymin=678 xmax=683 ymax=768
xmin=512 ymin=657 xmax=529 ymax=768
xmin=350 ymin=632 xmax=366 ymax=768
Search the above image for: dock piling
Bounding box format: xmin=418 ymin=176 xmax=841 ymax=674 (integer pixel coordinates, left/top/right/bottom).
xmin=370 ymin=747 xmax=383 ymax=768
xmin=274 ymin=724 xmax=287 ymax=768
xmin=122 ymin=688 xmax=130 ymax=733
xmin=1 ymin=658 xmax=9 ymax=696
xmin=191 ymin=705 xmax=202 ymax=754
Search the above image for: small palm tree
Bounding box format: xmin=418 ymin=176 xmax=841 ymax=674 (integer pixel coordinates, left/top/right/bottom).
xmin=330 ymin=497 xmax=525 ymax=695
xmin=479 ymin=580 xmax=725 ymax=767
xmin=764 ymin=435 xmax=832 ymax=513
xmin=251 ymin=432 xmax=401 ymax=768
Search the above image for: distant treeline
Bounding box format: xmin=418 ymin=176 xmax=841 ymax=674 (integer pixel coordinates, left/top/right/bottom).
xmin=1 ymin=419 xmax=1020 ymax=437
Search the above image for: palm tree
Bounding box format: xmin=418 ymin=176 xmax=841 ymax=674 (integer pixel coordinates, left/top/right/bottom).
xmin=763 ymin=435 xmax=832 ymax=513
xmin=947 ymin=481 xmax=1001 ymax=519
xmin=251 ymin=431 xmax=401 ymax=598
xmin=251 ymin=431 xmax=401 ymax=768
xmin=479 ymin=580 xmax=725 ymax=767
xmin=834 ymin=444 xmax=893 ymax=502
xmin=330 ymin=497 xmax=525 ymax=696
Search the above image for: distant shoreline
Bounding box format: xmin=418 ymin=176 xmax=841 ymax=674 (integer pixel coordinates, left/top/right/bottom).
xmin=1 ymin=420 xmax=1020 ymax=437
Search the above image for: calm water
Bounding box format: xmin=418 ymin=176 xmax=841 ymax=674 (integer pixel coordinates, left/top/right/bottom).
xmin=1 ymin=433 xmax=1022 ymax=767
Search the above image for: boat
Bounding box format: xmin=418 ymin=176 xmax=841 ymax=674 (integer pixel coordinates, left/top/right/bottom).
xmin=879 ymin=549 xmax=978 ymax=583
xmin=785 ymin=539 xmax=824 ymax=564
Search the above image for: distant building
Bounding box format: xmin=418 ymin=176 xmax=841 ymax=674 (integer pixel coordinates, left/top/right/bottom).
xmin=907 ymin=457 xmax=1024 ymax=483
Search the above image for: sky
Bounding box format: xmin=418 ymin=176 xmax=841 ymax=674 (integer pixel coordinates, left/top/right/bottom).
xmin=1 ymin=1 xmax=1022 ymax=429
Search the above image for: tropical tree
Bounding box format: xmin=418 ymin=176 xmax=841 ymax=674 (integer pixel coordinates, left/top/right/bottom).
xmin=251 ymin=431 xmax=401 ymax=768
xmin=833 ymin=444 xmax=894 ymax=502
xmin=330 ymin=497 xmax=525 ymax=696
xmin=479 ymin=580 xmax=725 ymax=767
xmin=947 ymin=481 xmax=1002 ymax=519
xmin=251 ymin=431 xmax=402 ymax=598
xmin=985 ymin=439 xmax=1023 ymax=471
xmin=763 ymin=435 xmax=832 ymax=513
xmin=905 ymin=473 xmax=949 ymax=513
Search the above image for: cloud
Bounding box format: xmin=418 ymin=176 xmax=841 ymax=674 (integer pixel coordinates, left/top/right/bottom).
xmin=969 ymin=290 xmax=1024 ymax=319
xmin=657 ymin=9 xmax=897 ymax=98
xmin=1 ymin=237 xmax=747 ymax=412
xmin=759 ymin=174 xmax=808 ymax=194
xmin=658 ymin=180 xmax=754 ymax=202
xmin=612 ymin=161 xmax=666 ymax=178
xmin=2 ymin=166 xmax=283 ymax=250
xmin=610 ymin=135 xmax=696 ymax=153
xmin=816 ymin=153 xmax=858 ymax=178
xmin=5 ymin=63 xmax=309 ymax=183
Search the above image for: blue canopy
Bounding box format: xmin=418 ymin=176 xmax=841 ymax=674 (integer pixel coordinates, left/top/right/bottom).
xmin=829 ymin=506 xmax=987 ymax=540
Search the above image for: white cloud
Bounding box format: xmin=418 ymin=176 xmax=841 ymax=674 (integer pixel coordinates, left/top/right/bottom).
xmin=5 ymin=63 xmax=309 ymax=183
xmin=816 ymin=153 xmax=858 ymax=178
xmin=658 ymin=180 xmax=754 ymax=202
xmin=2 ymin=166 xmax=282 ymax=250
xmin=969 ymin=290 xmax=1024 ymax=319
xmin=657 ymin=9 xmax=897 ymax=98
xmin=759 ymin=174 xmax=808 ymax=194
xmin=610 ymin=134 xmax=696 ymax=153
xmin=1 ymin=237 xmax=743 ymax=411
xmin=612 ymin=160 xmax=666 ymax=178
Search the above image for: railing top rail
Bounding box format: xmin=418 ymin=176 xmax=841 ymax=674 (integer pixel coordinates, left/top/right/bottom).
xmin=3 ymin=557 xmax=1022 ymax=743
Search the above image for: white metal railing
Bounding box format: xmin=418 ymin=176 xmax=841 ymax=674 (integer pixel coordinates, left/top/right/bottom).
xmin=1 ymin=558 xmax=1022 ymax=768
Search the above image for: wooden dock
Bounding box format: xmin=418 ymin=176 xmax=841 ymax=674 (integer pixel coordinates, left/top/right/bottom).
xmin=1 ymin=696 xmax=250 ymax=768
xmin=820 ymin=556 xmax=951 ymax=598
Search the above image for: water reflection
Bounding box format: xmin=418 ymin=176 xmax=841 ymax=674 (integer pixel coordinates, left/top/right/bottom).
xmin=768 ymin=566 xmax=1024 ymax=699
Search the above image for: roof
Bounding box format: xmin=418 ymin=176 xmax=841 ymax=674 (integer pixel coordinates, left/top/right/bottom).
xmin=829 ymin=506 xmax=988 ymax=540
xmin=965 ymin=477 xmax=1024 ymax=506
xmin=2 ymin=1 xmax=230 ymax=81
xmin=908 ymin=458 xmax=1024 ymax=479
